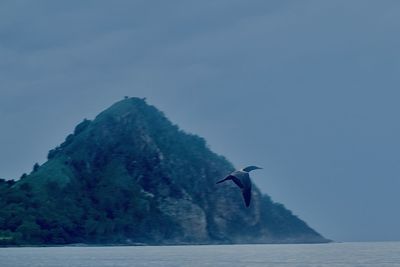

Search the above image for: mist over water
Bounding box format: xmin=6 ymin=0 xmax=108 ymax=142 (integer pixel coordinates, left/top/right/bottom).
xmin=2 ymin=243 xmax=400 ymax=267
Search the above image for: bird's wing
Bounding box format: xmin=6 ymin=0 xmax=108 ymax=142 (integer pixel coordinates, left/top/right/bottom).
xmin=232 ymin=171 xmax=252 ymax=207
xmin=216 ymin=175 xmax=233 ymax=184
xmin=230 ymin=176 xmax=244 ymax=189
xmin=242 ymin=187 xmax=251 ymax=207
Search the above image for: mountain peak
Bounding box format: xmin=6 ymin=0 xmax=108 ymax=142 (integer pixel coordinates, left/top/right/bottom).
xmin=96 ymin=97 xmax=150 ymax=119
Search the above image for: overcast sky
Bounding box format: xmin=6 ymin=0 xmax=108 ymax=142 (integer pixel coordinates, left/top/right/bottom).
xmin=1 ymin=0 xmax=400 ymax=242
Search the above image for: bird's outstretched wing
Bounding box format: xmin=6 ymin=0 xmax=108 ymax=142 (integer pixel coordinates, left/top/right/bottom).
xmin=242 ymin=187 xmax=251 ymax=207
xmin=216 ymin=172 xmax=251 ymax=207
xmin=216 ymin=175 xmax=244 ymax=189
xmin=216 ymin=175 xmax=232 ymax=184
xmin=230 ymin=176 xmax=244 ymax=189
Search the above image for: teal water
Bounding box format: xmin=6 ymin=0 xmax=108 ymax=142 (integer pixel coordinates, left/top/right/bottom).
xmin=1 ymin=242 xmax=400 ymax=266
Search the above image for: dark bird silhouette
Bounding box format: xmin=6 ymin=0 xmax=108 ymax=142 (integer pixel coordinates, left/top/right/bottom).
xmin=216 ymin=166 xmax=262 ymax=207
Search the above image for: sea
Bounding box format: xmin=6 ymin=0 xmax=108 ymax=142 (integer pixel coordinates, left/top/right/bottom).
xmin=1 ymin=242 xmax=399 ymax=267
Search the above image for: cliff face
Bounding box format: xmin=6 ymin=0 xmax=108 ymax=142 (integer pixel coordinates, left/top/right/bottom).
xmin=0 ymin=98 xmax=328 ymax=245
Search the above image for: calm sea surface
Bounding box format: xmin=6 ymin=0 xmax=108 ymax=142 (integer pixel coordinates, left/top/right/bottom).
xmin=1 ymin=242 xmax=399 ymax=267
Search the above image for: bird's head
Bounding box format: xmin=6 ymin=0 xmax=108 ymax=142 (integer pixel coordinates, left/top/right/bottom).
xmin=242 ymin=166 xmax=263 ymax=172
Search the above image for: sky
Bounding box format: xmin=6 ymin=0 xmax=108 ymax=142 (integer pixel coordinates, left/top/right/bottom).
xmin=1 ymin=0 xmax=400 ymax=242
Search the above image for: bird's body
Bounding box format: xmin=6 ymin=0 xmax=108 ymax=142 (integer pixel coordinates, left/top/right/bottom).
xmin=216 ymin=166 xmax=262 ymax=207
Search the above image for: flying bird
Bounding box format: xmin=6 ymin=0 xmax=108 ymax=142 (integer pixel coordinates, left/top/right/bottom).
xmin=216 ymin=166 xmax=262 ymax=207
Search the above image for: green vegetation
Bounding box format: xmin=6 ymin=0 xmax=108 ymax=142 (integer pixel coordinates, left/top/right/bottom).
xmin=0 ymin=97 xmax=327 ymax=246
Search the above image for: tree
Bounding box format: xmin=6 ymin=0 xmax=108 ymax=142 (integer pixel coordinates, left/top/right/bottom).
xmin=16 ymin=221 xmax=42 ymax=243
xmin=32 ymin=163 xmax=40 ymax=173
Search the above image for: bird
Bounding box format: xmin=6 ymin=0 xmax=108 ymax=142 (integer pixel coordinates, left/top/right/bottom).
xmin=216 ymin=166 xmax=262 ymax=207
